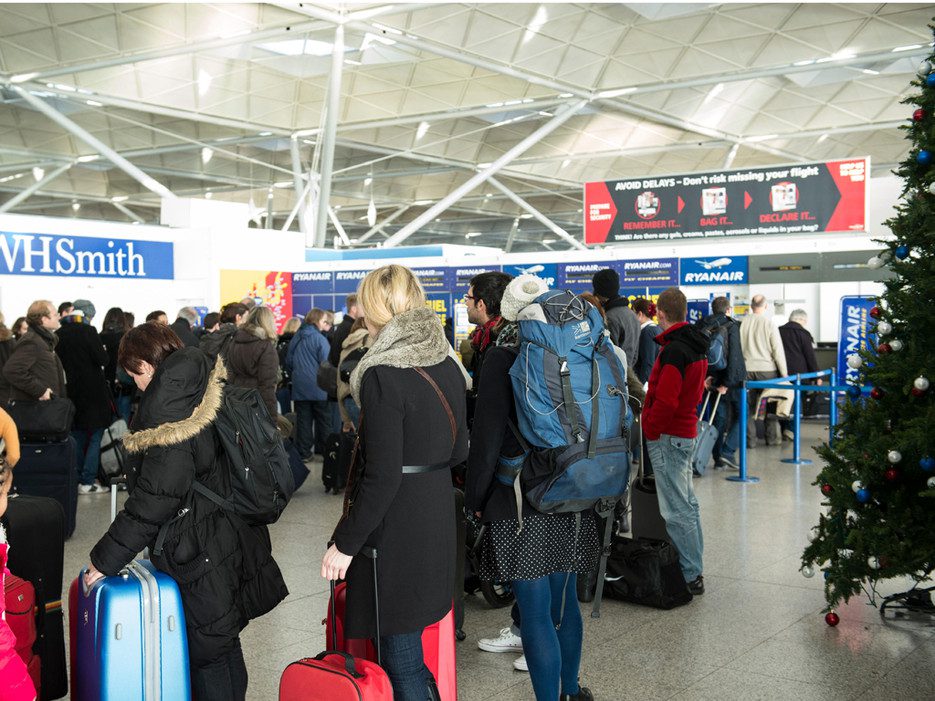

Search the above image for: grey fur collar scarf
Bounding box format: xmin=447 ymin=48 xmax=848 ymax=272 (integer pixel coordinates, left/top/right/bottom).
xmin=350 ymin=307 xmax=469 ymax=404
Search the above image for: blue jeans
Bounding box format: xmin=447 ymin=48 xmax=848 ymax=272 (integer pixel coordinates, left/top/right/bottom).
xmin=72 ymin=428 xmax=104 ymax=486
xmin=379 ymin=631 xmax=436 ymax=701
xmin=512 ymin=573 xmax=583 ymax=700
xmin=293 ymin=400 xmax=331 ymax=458
xmin=276 ymin=387 xmax=292 ymax=415
xmin=342 ymin=396 xmax=361 ymax=428
xmin=646 ymin=434 xmax=704 ymax=581
xmin=713 ymin=388 xmax=742 ymax=461
xmin=115 ymin=395 xmax=132 ymax=423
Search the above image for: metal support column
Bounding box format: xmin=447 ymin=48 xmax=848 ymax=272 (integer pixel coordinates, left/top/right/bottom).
xmin=488 ymin=177 xmax=587 ymax=250
xmin=0 ymin=162 xmax=72 ymax=213
xmin=504 ymin=217 xmax=520 ymax=253
xmin=11 ymin=86 xmax=176 ymax=200
xmin=328 ymin=207 xmax=351 ymax=246
xmin=383 ymin=100 xmax=587 ymax=248
xmin=289 ymin=136 xmax=308 ymax=234
xmin=111 ymin=200 xmax=145 ymax=223
xmin=313 ymin=25 xmax=345 ymax=248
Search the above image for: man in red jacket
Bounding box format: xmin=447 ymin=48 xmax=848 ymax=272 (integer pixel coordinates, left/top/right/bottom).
xmin=642 ymin=287 xmax=709 ymax=595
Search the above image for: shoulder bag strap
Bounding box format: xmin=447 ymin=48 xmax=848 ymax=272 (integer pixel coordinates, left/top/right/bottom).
xmin=413 ymin=367 xmax=457 ymax=444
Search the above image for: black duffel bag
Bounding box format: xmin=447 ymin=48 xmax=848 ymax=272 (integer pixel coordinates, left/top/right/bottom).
xmin=6 ymin=396 xmax=75 ymax=442
xmin=601 ymin=535 xmax=692 ymax=610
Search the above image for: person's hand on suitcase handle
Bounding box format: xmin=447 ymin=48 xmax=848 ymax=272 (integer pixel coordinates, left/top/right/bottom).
xmin=83 ymin=563 xmax=104 ymax=590
xmin=321 ymin=543 xmax=353 ymax=580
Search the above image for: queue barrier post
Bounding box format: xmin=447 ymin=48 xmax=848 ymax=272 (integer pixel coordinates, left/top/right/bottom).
xmin=829 ymin=368 xmax=838 ymax=449
xmin=781 ymin=373 xmax=812 ymax=465
xmin=726 ymin=381 xmax=760 ymax=483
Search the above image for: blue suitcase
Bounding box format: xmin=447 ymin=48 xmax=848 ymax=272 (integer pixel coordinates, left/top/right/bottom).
xmin=73 ymin=560 xmax=191 ymax=701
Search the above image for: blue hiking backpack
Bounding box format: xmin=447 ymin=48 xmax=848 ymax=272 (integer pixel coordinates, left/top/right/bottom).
xmin=705 ymin=321 xmax=729 ymax=371
xmin=497 ymin=290 xmax=633 ymax=515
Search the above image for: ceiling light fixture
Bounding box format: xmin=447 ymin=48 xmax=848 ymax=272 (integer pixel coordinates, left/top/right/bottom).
xmin=367 ymin=169 xmax=377 ymax=227
xmin=71 ymin=202 xmax=81 ymax=212
xmin=31 ymin=167 xmax=45 ymax=182
xmin=111 ymin=195 xmax=128 ymax=203
xmin=523 ymin=6 xmax=548 ymax=44
xmin=415 ymin=200 xmax=431 ymax=206
xmin=10 ymin=72 xmax=38 ymax=84
xmin=86 ymin=100 xmax=103 ymax=107
xmin=561 ymin=159 xmax=571 ymax=168
xmin=817 ymin=134 xmax=829 ymax=144
xmin=703 ymin=82 xmax=725 ymax=105
xmin=259 ymin=39 xmax=337 ymax=57
xmin=892 ymin=44 xmax=923 ymax=52
xmin=76 ymin=155 xmax=99 ymax=163
xmin=862 ymin=68 xmax=880 ymax=75
xmin=465 ymin=232 xmax=482 ymax=238
xmin=205 ymin=191 xmax=213 ymax=199
xmin=364 ymin=176 xmax=372 ymax=187
xmin=197 ymin=69 xmax=212 ymax=96
xmin=201 ymin=147 xmax=214 ymax=165
xmin=0 ymin=173 xmax=24 ymax=184
xmin=416 ymin=121 xmax=429 ymax=140
xmin=258 ymin=131 xmax=273 ymax=137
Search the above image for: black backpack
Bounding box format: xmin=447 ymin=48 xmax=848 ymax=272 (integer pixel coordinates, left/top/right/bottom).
xmin=196 ymin=384 xmax=296 ymax=525
xmin=339 ymin=347 xmax=368 ymax=383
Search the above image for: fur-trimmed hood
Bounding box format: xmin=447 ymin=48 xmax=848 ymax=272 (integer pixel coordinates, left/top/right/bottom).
xmin=123 ymin=348 xmax=226 ymax=454
xmin=238 ymin=324 xmax=275 ymax=343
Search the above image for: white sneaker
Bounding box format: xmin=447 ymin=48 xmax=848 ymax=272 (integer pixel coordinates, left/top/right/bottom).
xmin=513 ymin=654 xmax=528 ymax=672
xmin=477 ymin=627 xmax=523 ymax=653
xmin=78 ymin=483 xmax=105 ymax=495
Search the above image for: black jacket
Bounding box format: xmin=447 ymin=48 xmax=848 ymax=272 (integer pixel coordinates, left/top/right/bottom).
xmin=603 ymin=297 xmax=640 ymax=369
xmin=170 ymin=318 xmax=200 ymax=349
xmin=199 ymin=323 xmax=237 ymax=360
xmin=328 ymin=315 xmax=355 ymax=367
xmin=90 ymin=349 xmax=288 ymax=666
xmin=779 ymin=321 xmax=819 ymax=376
xmin=332 ymin=359 xmax=468 ymax=638
xmin=636 ymin=323 xmax=662 ymax=385
xmin=55 ymin=319 xmax=111 ymax=429
xmin=465 ymin=345 xmax=538 ymax=520
xmin=697 ymin=313 xmax=746 ymax=389
xmin=1 ymin=325 xmax=66 ymax=401
xmin=225 ymin=327 xmax=280 ymax=417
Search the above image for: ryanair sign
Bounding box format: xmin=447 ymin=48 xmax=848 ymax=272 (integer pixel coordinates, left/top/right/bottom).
xmin=0 ymin=231 xmax=174 ymax=279
xmin=679 ymin=256 xmax=748 ymax=285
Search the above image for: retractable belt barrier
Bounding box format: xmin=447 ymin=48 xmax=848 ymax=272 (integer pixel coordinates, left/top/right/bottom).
xmin=728 ymin=368 xmax=870 ymax=484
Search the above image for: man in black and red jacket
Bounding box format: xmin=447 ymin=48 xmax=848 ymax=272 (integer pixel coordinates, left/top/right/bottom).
xmin=642 ymin=287 xmax=709 ymax=595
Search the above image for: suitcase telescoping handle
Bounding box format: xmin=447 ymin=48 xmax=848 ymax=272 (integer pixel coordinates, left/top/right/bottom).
xmin=327 ymin=544 xmax=382 ymax=666
xmin=699 ymin=391 xmax=722 ymax=424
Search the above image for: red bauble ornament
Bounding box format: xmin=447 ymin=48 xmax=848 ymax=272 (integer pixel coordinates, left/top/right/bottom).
xmin=885 ymin=467 xmax=899 ymax=481
xmin=871 ymin=387 xmax=885 ymax=400
xmin=912 ymin=387 xmax=926 ymax=397
xmin=878 ymin=343 xmax=892 ymax=354
xmin=825 ymin=611 xmax=840 ymax=627
xmin=821 ymin=483 xmax=833 ymax=496
xmin=914 ymin=108 xmax=926 ymax=122
xmin=870 ymin=306 xmax=882 ymax=319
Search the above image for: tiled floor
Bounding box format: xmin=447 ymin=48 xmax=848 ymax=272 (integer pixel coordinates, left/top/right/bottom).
xmin=61 ymin=421 xmax=935 ymax=700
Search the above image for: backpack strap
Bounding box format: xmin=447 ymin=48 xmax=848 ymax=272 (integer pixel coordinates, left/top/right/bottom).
xmin=413 ymin=367 xmax=457 ymax=444
xmin=587 ymin=354 xmax=600 ymax=460
xmin=597 ymin=337 xmax=628 ymax=438
xmin=558 ymin=357 xmax=584 ymax=444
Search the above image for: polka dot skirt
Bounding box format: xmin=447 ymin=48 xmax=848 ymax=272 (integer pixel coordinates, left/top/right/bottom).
xmin=478 ymin=511 xmax=600 ymax=582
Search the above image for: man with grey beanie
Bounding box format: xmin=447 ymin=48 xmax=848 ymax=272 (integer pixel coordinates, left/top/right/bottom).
xmin=592 ymin=268 xmax=640 ymax=370
xmin=56 ymin=299 xmax=112 ymax=494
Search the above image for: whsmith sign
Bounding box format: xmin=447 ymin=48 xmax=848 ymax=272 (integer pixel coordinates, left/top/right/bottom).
xmin=0 ymin=232 xmax=174 ymax=279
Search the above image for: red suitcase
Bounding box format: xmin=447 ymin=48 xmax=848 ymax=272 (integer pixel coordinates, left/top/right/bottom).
xmin=5 ymin=572 xmax=40 ymax=692
xmin=280 ymin=578 xmax=392 ymax=701
xmin=325 ymin=560 xmax=458 ymax=700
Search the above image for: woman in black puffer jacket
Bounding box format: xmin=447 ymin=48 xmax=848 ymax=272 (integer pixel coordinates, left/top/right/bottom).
xmin=84 ymin=322 xmax=288 ymax=701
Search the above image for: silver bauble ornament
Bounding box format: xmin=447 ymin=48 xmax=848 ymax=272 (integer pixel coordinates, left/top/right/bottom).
xmin=868 ymin=556 xmax=880 ymax=570
xmin=851 ymin=480 xmax=863 ymax=493
xmin=867 ymin=256 xmax=884 ymax=269
xmin=888 ymin=450 xmax=902 ymax=464
xmin=847 ymin=354 xmax=863 ymax=370
xmin=876 ymin=321 xmax=892 ymax=335
xmin=919 ymin=60 xmax=933 ymax=77
xmin=915 ymin=376 xmax=930 ymax=391
xmin=929 ymin=182 xmax=935 ymax=196
xmin=802 ymin=565 xmax=815 ymax=578
xmin=890 ymin=339 xmax=903 ymax=351
xmin=928 ymin=477 xmax=935 ymax=489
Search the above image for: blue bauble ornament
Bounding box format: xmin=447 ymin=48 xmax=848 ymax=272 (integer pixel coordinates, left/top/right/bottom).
xmin=921 ymin=456 xmax=935 ymax=472
xmin=856 ymin=488 xmax=871 ymax=504
xmin=847 ymin=384 xmax=861 ymax=399
xmin=823 ymin=570 xmax=831 ymax=580
xmin=895 ymin=245 xmax=909 ymax=260
xmin=918 ymin=150 xmax=933 ymax=165
xmin=928 ymin=73 xmax=935 ymax=87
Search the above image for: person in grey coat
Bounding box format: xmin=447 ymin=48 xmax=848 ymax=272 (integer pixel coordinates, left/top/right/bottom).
xmin=592 ymin=268 xmax=639 ymax=369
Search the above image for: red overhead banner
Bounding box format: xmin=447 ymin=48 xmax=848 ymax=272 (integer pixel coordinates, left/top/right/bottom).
xmin=584 ymin=157 xmax=869 ymax=245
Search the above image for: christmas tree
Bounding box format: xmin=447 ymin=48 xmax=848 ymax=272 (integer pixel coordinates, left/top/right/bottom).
xmin=800 ymin=35 xmax=935 ymax=627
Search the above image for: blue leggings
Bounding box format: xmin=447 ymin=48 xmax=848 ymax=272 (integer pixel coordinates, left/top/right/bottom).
xmin=512 ymin=572 xmax=583 ymax=700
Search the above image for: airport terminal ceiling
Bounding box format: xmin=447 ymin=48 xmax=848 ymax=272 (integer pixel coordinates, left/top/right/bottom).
xmin=0 ymin=2 xmax=929 ymax=252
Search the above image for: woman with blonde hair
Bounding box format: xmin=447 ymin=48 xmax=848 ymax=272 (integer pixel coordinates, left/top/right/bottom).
xmin=321 ymin=264 xmax=468 ymax=700
xmin=225 ymin=305 xmax=280 ymax=417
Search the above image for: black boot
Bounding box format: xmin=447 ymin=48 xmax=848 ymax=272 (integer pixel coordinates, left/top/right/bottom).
xmin=426 ymin=679 xmax=441 ymax=701
xmin=560 ymin=685 xmax=594 ymax=701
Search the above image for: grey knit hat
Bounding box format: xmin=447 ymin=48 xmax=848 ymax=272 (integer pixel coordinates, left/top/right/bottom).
xmin=72 ymin=299 xmax=96 ymax=320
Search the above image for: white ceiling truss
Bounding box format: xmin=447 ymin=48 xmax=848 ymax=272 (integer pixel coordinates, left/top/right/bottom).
xmin=0 ymin=2 xmax=930 ymax=251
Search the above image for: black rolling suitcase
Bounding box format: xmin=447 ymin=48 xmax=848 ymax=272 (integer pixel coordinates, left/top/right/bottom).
xmin=14 ymin=438 xmax=78 ymax=539
xmin=630 ymin=420 xmax=670 ymax=543
xmin=2 ymin=494 xmax=68 ymax=699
